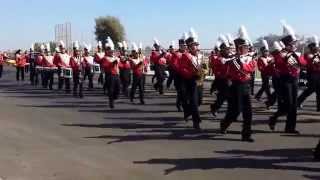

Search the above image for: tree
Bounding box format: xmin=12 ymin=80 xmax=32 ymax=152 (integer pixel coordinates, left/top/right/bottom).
xmin=94 ymin=16 xmax=126 ymax=49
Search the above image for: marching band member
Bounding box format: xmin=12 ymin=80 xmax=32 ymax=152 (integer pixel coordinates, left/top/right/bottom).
xmin=220 ymin=26 xmax=256 ymax=142
xmin=42 ymin=43 xmax=56 ymax=90
xmin=35 ymin=45 xmax=45 ymax=87
xmin=118 ymin=41 xmax=131 ymax=97
xmin=94 ymin=41 xmax=105 ymax=85
xmin=28 ymin=44 xmax=37 ymax=85
xmin=102 ymin=37 xmax=121 ymax=108
xmin=70 ymin=41 xmax=84 ymax=98
xmin=150 ymin=38 xmax=166 ymax=95
xmin=268 ymin=21 xmax=307 ymax=133
xmin=82 ymin=43 xmax=95 ymax=90
xmin=170 ymin=33 xmax=188 ymax=112
xmin=297 ymin=36 xmax=320 ymax=111
xmin=0 ymin=51 xmax=7 ymax=78
xmin=53 ymin=40 xmax=71 ymax=93
xmin=180 ymin=28 xmax=202 ymax=130
xmin=265 ymin=41 xmax=283 ymax=108
xmin=166 ymin=41 xmax=176 ymax=89
xmin=15 ymin=49 xmax=26 ymax=81
xmin=210 ymin=35 xmax=233 ymax=117
xmin=255 ymin=40 xmax=273 ymax=103
xmin=196 ymin=52 xmax=208 ymax=106
xmin=209 ymin=44 xmax=221 ymax=94
xmin=129 ymin=42 xmax=145 ymax=104
xmin=24 ymin=50 xmax=30 ymax=73
xmin=138 ymin=43 xmax=149 ymax=90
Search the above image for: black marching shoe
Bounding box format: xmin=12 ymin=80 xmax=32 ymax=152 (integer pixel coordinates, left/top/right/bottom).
xmin=314 ymin=143 xmax=320 ymax=161
xmin=184 ymin=112 xmax=191 ymax=122
xmin=268 ymin=117 xmax=276 ymax=131
xmin=210 ymin=105 xmax=217 ymax=117
xmin=241 ymin=136 xmax=255 ymax=143
xmin=109 ymin=102 xmax=114 ymax=109
xmin=193 ymin=123 xmax=201 ymax=131
xmin=284 ymin=129 xmax=300 ymax=134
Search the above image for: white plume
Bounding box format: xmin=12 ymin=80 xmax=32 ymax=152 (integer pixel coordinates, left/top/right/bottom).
xmin=83 ymin=42 xmax=92 ymax=51
xmin=40 ymin=44 xmax=45 ymax=50
xmin=189 ymin=27 xmax=198 ymax=39
xmin=139 ymin=42 xmax=143 ymax=49
xmin=153 ymin=38 xmax=160 ymax=45
xmin=45 ymin=43 xmax=50 ymax=51
xmin=281 ymin=20 xmax=296 ymax=40
xmin=122 ymin=41 xmax=128 ymax=50
xmin=118 ymin=42 xmax=123 ymax=48
xmin=59 ymin=40 xmax=65 ymax=48
xmin=218 ymin=34 xmax=230 ymax=47
xmin=279 ymin=41 xmax=286 ymax=49
xmin=226 ymin=34 xmax=234 ymax=45
xmin=311 ymin=35 xmax=319 ymax=47
xmin=97 ymin=41 xmax=102 ymax=48
xmin=273 ymin=41 xmax=282 ymax=51
xmin=182 ymin=32 xmax=189 ymax=40
xmin=131 ymin=42 xmax=138 ymax=52
xmin=106 ymin=37 xmax=115 ymax=50
xmin=262 ymin=39 xmax=269 ymax=51
xmin=170 ymin=40 xmax=175 ymax=48
xmin=73 ymin=41 xmax=80 ymax=50
xmin=31 ymin=43 xmax=35 ymax=51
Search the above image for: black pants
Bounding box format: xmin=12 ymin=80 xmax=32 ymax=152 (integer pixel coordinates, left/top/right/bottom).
xmin=108 ymin=75 xmax=120 ymax=108
xmin=197 ymin=85 xmax=204 ymax=106
xmin=315 ymin=140 xmax=320 ymax=160
xmin=211 ymin=78 xmax=229 ymax=113
xmin=255 ymin=74 xmax=272 ymax=101
xmin=98 ymin=72 xmax=104 ymax=85
xmin=73 ymin=71 xmax=83 ymax=98
xmin=29 ymin=63 xmax=36 ymax=85
xmin=154 ymin=64 xmax=165 ymax=94
xmin=41 ymin=71 xmax=46 ymax=88
xmin=43 ymin=71 xmax=54 ymax=90
xmin=103 ymin=72 xmax=111 ymax=94
xmin=58 ymin=68 xmax=71 ymax=92
xmin=270 ymin=75 xmax=298 ymax=131
xmin=142 ymin=74 xmax=146 ymax=91
xmin=0 ymin=65 xmax=3 ymax=78
xmin=34 ymin=70 xmax=40 ymax=86
xmin=250 ymin=72 xmax=255 ymax=95
xmin=130 ymin=74 xmax=144 ymax=103
xmin=181 ymin=78 xmax=201 ymax=125
xmin=84 ymin=68 xmax=94 ymax=89
xmin=120 ymin=69 xmax=131 ymax=96
xmin=25 ymin=64 xmax=29 ymax=73
xmin=267 ymin=76 xmax=282 ymax=107
xmin=166 ymin=68 xmax=174 ymax=88
xmin=174 ymin=74 xmax=183 ymax=110
xmin=16 ymin=67 xmax=25 ymax=81
xmin=221 ymin=81 xmax=252 ymax=138
xmin=298 ymin=73 xmax=320 ymax=110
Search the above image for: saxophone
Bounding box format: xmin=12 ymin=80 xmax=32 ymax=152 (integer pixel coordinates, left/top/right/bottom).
xmin=196 ymin=54 xmax=209 ymax=86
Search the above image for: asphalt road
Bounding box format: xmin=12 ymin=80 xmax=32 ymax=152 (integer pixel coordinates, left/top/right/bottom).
xmin=0 ymin=66 xmax=319 ymax=180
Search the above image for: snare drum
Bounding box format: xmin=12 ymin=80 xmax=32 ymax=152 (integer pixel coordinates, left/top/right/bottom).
xmin=93 ymin=64 xmax=101 ymax=74
xmin=63 ymin=68 xmax=72 ymax=78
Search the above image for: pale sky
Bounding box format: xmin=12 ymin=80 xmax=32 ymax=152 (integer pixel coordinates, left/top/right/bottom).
xmin=0 ymin=0 xmax=319 ymax=50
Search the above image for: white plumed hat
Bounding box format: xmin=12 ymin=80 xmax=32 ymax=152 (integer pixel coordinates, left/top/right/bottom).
xmin=73 ymin=41 xmax=80 ymax=50
xmin=131 ymin=42 xmax=139 ymax=52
